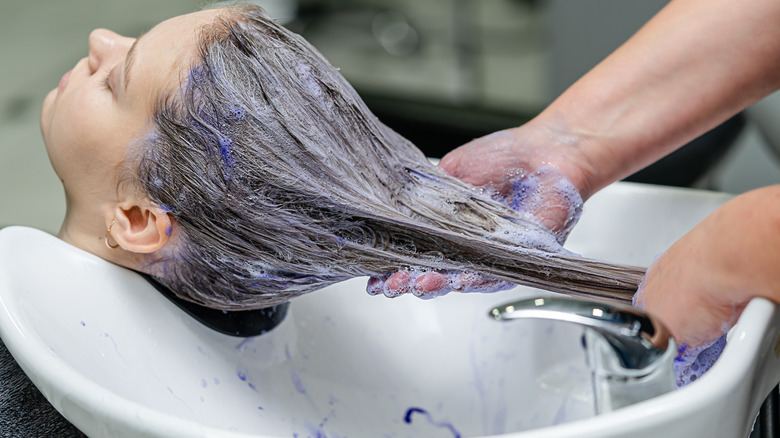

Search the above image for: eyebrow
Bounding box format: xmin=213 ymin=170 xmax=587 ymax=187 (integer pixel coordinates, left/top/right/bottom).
xmin=123 ymin=32 xmax=146 ymax=92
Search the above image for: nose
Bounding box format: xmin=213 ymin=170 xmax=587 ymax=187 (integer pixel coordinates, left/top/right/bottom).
xmin=87 ymin=29 xmax=134 ymax=75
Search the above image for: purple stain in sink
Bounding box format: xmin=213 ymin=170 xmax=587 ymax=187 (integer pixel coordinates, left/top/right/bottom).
xmin=80 ymin=321 xmax=86 ymax=327
xmin=196 ymin=346 xmax=212 ymax=359
xmin=237 ymin=337 xmax=257 ymax=355
xmin=404 ymin=407 xmax=461 ymax=438
xmin=101 ymin=332 xmax=125 ymax=361
xmin=302 ymin=416 xmax=343 ymax=438
xmin=236 ymin=369 xmax=258 ymax=391
xmin=290 ymin=370 xmax=307 ymax=395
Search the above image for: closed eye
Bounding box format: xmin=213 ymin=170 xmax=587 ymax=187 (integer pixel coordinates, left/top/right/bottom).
xmin=101 ymin=69 xmax=112 ymax=92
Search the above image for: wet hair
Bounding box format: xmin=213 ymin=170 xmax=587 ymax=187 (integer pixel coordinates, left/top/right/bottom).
xmin=132 ymin=4 xmax=644 ymax=310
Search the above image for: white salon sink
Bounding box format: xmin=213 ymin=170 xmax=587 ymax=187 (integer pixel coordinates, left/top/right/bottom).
xmin=1 ymin=182 xmax=779 ymax=437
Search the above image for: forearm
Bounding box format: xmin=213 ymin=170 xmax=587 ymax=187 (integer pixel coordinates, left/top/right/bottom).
xmin=535 ymin=0 xmax=780 ymax=198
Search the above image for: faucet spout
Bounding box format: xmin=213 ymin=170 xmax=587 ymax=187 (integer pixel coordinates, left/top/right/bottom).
xmin=490 ymin=296 xmax=677 ymax=413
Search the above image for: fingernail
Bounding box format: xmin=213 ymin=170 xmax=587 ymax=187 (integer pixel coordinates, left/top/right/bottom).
xmin=366 ymin=277 xmax=383 ymax=296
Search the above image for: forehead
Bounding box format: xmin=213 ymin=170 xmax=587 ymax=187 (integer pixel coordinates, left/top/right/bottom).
xmin=129 ymin=9 xmax=225 ymax=104
xmin=147 ymin=8 xmax=224 ymax=44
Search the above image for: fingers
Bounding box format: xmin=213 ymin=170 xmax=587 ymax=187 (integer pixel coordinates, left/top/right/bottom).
xmin=411 ymin=271 xmax=450 ymax=297
xmin=366 ymin=270 xmax=449 ymax=299
xmin=366 ymin=269 xmax=514 ymax=299
xmin=366 ymin=275 xmax=385 ymax=296
xmin=366 ymin=272 xmax=411 ymax=298
xmin=384 ymin=270 xmax=413 ymax=297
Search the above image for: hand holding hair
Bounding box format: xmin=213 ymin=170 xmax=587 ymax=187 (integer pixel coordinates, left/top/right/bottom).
xmin=371 ymin=139 xmax=587 ymax=299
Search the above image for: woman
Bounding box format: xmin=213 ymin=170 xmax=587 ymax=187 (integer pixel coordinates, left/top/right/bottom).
xmin=42 ymin=4 xmax=642 ymax=312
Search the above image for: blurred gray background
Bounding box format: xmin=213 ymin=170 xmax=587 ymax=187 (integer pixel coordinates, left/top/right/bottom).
xmin=2 ymin=0 xmax=780 ymax=235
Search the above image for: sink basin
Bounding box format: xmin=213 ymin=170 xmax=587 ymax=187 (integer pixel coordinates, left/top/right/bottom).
xmin=1 ymin=182 xmax=779 ymax=437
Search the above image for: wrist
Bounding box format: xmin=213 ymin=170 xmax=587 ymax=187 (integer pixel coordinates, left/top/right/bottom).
xmin=510 ymin=116 xmax=604 ymax=201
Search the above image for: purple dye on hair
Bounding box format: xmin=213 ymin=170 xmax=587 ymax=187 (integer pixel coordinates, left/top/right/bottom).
xmin=229 ymin=106 xmax=245 ymax=121
xmin=166 ymin=225 xmax=173 ymax=237
xmin=219 ymin=136 xmax=233 ymax=170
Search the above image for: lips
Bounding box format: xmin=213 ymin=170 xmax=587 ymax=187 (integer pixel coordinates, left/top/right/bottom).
xmin=58 ymin=69 xmax=72 ymax=94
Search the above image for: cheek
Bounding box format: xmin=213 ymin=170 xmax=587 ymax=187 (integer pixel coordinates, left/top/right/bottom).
xmin=44 ymin=98 xmax=110 ymax=190
xmin=42 ymin=80 xmax=146 ymax=197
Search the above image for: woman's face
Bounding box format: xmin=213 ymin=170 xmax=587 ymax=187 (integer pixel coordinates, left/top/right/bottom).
xmin=40 ymin=9 xmax=220 ymax=224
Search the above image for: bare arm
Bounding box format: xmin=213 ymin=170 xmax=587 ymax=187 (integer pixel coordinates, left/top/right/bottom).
xmin=443 ymin=0 xmax=780 ymax=200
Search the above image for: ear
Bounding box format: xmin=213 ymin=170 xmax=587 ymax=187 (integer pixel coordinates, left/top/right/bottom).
xmin=110 ymin=203 xmax=173 ymax=253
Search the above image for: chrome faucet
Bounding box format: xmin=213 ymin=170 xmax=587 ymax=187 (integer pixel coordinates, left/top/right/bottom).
xmin=490 ymin=296 xmax=677 ymax=414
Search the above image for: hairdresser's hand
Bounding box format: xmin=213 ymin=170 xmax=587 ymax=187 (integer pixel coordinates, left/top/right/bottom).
xmin=368 ymin=123 xmax=593 ymax=299
xmin=633 ymin=234 xmax=739 ymax=387
xmin=635 ymin=186 xmax=780 ymax=351
xmin=438 ymin=125 xmax=589 ymax=243
xmin=633 ymin=246 xmax=744 ymax=352
xmin=631 ymin=188 xmax=780 ymax=386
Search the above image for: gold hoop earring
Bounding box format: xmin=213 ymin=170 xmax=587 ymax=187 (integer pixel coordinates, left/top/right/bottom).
xmin=105 ymin=219 xmax=120 ymax=249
